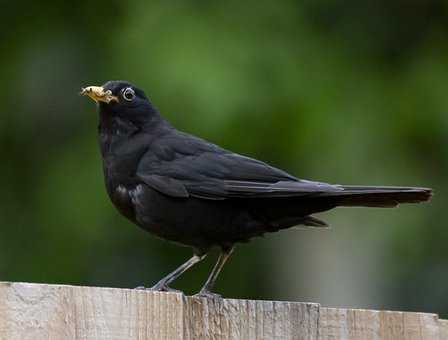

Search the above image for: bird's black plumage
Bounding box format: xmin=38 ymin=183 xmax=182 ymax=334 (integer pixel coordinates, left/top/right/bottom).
xmin=83 ymin=80 xmax=432 ymax=297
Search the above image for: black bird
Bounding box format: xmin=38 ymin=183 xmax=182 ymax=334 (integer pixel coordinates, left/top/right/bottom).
xmin=81 ymin=80 xmax=432 ymax=298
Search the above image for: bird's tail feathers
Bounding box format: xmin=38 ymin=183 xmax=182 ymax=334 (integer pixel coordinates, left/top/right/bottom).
xmin=328 ymin=185 xmax=432 ymax=208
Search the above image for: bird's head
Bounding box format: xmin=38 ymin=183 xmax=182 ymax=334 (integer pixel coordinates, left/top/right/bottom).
xmin=81 ymin=80 xmax=159 ymax=127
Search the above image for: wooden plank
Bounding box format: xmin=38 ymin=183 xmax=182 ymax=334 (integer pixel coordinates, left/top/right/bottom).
xmin=439 ymin=319 xmax=448 ymax=340
xmin=0 ymin=282 xmax=445 ymax=340
xmin=0 ymin=282 xmax=184 ymax=340
xmin=184 ymin=297 xmax=319 ymax=339
xmin=318 ymin=308 xmax=443 ymax=340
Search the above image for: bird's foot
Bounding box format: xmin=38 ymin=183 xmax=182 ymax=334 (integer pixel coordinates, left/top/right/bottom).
xmin=134 ymin=284 xmax=183 ymax=294
xmin=193 ymin=289 xmax=222 ymax=299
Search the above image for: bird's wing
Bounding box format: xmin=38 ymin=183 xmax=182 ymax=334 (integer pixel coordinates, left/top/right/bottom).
xmin=136 ymin=133 xmax=341 ymax=200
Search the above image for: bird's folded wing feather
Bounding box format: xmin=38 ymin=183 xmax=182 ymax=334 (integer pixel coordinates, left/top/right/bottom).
xmin=136 ymin=136 xmax=341 ymax=200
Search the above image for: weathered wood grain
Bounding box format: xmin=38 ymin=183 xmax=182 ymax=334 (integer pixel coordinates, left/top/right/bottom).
xmin=318 ymin=307 xmax=444 ymax=340
xmin=0 ymin=282 xmax=445 ymax=340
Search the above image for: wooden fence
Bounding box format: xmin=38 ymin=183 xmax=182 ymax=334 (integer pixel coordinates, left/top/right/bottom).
xmin=0 ymin=282 xmax=446 ymax=339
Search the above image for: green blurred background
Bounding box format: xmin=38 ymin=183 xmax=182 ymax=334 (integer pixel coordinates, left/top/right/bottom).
xmin=1 ymin=0 xmax=446 ymax=317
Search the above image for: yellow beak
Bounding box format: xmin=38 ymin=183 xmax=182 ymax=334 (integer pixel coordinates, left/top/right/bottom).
xmin=80 ymin=86 xmax=118 ymax=104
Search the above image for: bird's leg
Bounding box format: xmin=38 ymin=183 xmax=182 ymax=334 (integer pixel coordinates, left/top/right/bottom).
xmin=194 ymin=246 xmax=234 ymax=298
xmin=137 ymin=253 xmax=206 ymax=293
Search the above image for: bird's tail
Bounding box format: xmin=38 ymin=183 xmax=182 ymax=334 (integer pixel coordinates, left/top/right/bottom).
xmin=249 ymin=185 xmax=432 ymax=232
xmin=328 ymin=186 xmax=432 ymax=208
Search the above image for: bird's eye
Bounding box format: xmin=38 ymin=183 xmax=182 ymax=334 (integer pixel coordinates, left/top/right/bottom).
xmin=122 ymin=88 xmax=135 ymax=101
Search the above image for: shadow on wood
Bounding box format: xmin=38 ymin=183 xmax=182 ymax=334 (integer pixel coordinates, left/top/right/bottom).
xmin=0 ymin=282 xmax=446 ymax=339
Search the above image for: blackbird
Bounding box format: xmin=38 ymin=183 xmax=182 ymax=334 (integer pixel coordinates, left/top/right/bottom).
xmin=81 ymin=80 xmax=432 ymax=298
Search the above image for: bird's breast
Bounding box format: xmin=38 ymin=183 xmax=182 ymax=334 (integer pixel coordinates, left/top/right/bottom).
xmin=108 ymin=184 xmax=136 ymax=222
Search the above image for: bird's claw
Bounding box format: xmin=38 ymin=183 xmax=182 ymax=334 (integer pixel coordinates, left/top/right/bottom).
xmin=193 ymin=290 xmax=222 ymax=299
xmin=154 ymin=286 xmax=183 ymax=294
xmin=135 ymin=284 xmax=183 ymax=294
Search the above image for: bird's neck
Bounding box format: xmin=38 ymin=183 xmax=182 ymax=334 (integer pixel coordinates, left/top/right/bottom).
xmin=98 ymin=115 xmax=169 ymax=189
